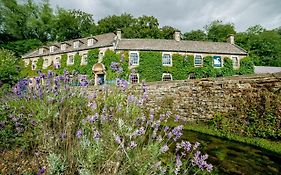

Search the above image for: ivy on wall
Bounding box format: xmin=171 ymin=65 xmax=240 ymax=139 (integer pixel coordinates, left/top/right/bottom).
xmin=21 ymin=49 xmax=254 ymax=83
xmin=136 ymin=51 xmax=163 ymax=82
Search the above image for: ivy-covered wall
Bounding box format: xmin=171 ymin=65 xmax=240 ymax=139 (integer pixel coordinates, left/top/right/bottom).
xmin=21 ymin=49 xmax=254 ymax=83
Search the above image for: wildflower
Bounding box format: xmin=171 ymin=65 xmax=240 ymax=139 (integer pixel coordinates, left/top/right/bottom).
xmin=87 ymin=113 xmax=98 ymax=123
xmin=37 ymin=167 xmax=46 ymax=175
xmin=129 ymin=141 xmax=137 ymax=149
xmin=160 ymin=144 xmax=169 ymax=153
xmin=93 ymin=130 xmax=101 ymax=141
xmin=115 ymin=136 xmax=122 ymax=144
xmin=76 ymin=129 xmax=83 ymax=139
xmin=88 ymin=102 xmax=97 ymax=110
xmin=181 ymin=141 xmax=192 ymax=152
xmin=163 ymin=126 xmax=169 ymax=132
xmin=174 ymin=154 xmax=182 ymax=174
xmin=60 ymin=132 xmax=66 ymax=140
xmin=171 ymin=125 xmax=183 ymax=141
xmin=192 ymin=151 xmax=212 ymax=172
xmin=174 ymin=115 xmax=180 ymax=122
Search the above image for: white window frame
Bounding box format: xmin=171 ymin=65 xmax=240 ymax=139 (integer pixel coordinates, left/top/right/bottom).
xmin=67 ymin=55 xmax=74 ymax=65
xmin=81 ymin=54 xmax=88 ymax=65
xmin=231 ymin=55 xmax=239 ymax=68
xmin=213 ymin=55 xmax=223 ymax=68
xmin=32 ymin=60 xmax=37 ymax=70
xmin=39 ymin=48 xmax=44 ymax=54
xmin=129 ymin=51 xmax=139 ymax=66
xmin=50 ymin=46 xmax=55 ymax=53
xmin=43 ymin=58 xmax=49 ymax=69
xmin=129 ymin=73 xmax=139 ymax=84
xmin=61 ymin=44 xmax=66 ymax=51
xmin=73 ymin=41 xmax=80 ymax=49
xmin=162 ymin=52 xmax=172 ymax=66
xmin=162 ymin=73 xmax=173 ymax=81
xmin=194 ymin=54 xmax=203 ymax=67
xmin=87 ymin=38 xmax=94 ymax=46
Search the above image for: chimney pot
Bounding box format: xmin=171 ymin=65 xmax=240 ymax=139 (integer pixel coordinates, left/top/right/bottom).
xmin=116 ymin=29 xmax=122 ymax=40
xmin=174 ymin=30 xmax=181 ymax=41
xmin=228 ymin=34 xmax=235 ymax=44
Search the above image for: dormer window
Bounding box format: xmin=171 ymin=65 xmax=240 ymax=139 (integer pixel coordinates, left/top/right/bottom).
xmin=88 ymin=38 xmax=94 ymax=46
xmin=39 ymin=48 xmax=44 ymax=54
xmin=61 ymin=43 xmax=67 ymax=51
xmin=73 ymin=41 xmax=80 ymax=49
xmin=50 ymin=46 xmax=55 ymax=53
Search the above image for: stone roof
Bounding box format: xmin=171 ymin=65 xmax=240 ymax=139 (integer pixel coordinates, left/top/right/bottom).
xmin=116 ymin=39 xmax=247 ymax=55
xmin=254 ymin=66 xmax=281 ymax=74
xmin=22 ymin=33 xmax=116 ymax=58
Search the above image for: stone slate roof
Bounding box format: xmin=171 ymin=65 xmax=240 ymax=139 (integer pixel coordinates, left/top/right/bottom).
xmin=254 ymin=66 xmax=281 ymax=74
xmin=22 ymin=33 xmax=116 ymax=58
xmin=116 ymin=39 xmax=247 ymax=55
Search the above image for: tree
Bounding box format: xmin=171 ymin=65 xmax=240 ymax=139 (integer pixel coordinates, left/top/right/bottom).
xmin=183 ymin=30 xmax=207 ymax=41
xmin=0 ymin=48 xmax=21 ymax=86
xmin=160 ymin=26 xmax=177 ymax=39
xmin=53 ymin=9 xmax=95 ymax=41
xmin=205 ymin=20 xmax=236 ymax=42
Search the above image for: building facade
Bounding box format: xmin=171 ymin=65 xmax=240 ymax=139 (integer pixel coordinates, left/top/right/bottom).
xmin=22 ymin=30 xmax=248 ymax=85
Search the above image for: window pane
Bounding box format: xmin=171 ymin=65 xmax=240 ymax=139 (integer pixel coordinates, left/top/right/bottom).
xmin=162 ymin=74 xmax=172 ymax=81
xmin=130 ymin=53 xmax=139 ymax=65
xmin=232 ymin=57 xmax=238 ymax=67
xmin=162 ymin=54 xmax=171 ymax=65
xmin=130 ymin=74 xmax=138 ymax=84
xmin=194 ymin=55 xmax=202 ymax=65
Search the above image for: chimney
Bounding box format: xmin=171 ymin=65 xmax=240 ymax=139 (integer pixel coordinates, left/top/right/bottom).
xmin=116 ymin=29 xmax=122 ymax=40
xmin=227 ymin=34 xmax=235 ymax=44
xmin=174 ymin=30 xmax=181 ymax=41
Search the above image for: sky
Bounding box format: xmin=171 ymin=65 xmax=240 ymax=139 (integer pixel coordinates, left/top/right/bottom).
xmin=45 ymin=0 xmax=281 ymax=32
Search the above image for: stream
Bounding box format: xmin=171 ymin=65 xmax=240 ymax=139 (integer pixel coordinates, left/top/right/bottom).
xmin=182 ymin=130 xmax=281 ymax=175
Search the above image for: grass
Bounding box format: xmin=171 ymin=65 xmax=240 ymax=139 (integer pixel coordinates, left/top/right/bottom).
xmin=165 ymin=121 xmax=281 ymax=155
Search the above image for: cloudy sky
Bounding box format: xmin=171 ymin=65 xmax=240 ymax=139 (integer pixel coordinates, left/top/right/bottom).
xmin=46 ymin=0 xmax=281 ymax=32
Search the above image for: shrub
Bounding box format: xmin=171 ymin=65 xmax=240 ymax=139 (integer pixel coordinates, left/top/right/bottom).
xmin=0 ymin=71 xmax=213 ymax=174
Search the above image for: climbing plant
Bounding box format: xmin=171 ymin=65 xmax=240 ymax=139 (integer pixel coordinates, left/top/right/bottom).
xmin=238 ymin=56 xmax=254 ymax=75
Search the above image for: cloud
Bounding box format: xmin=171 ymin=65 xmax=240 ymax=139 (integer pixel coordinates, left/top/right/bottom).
xmin=46 ymin=0 xmax=281 ymax=32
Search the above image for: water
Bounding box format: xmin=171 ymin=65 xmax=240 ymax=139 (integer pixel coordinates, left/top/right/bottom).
xmin=182 ymin=130 xmax=281 ymax=175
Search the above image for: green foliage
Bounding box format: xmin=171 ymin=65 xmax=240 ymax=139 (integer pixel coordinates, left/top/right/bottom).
xmin=103 ymin=50 xmax=121 ymax=80
xmin=0 ymin=48 xmax=21 ymax=86
xmin=183 ymin=30 xmax=207 ymax=41
xmin=221 ymin=57 xmax=235 ymax=76
xmin=85 ymin=49 xmax=99 ymax=78
xmin=205 ymin=20 xmax=236 ymax=42
xmin=36 ymin=57 xmax=43 ymax=71
xmin=137 ymin=51 xmax=163 ymax=82
xmin=209 ymin=91 xmax=281 ymax=140
xmin=170 ymin=54 xmax=193 ymax=80
xmin=238 ymin=56 xmax=254 ymax=75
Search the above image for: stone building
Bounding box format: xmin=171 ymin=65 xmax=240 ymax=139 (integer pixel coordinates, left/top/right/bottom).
xmin=22 ymin=30 xmax=247 ymax=85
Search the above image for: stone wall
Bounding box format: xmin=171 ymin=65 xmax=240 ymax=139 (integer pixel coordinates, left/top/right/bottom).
xmin=140 ymin=73 xmax=281 ymax=120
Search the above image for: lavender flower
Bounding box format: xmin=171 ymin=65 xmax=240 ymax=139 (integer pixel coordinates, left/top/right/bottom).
xmin=37 ymin=167 xmax=46 ymax=175
xmin=60 ymin=132 xmax=66 ymax=140
xmin=174 ymin=154 xmax=182 ymax=174
xmin=192 ymin=151 xmax=213 ymax=172
xmin=193 ymin=142 xmax=200 ymax=150
xmin=171 ymin=125 xmax=183 ymax=141
xmin=76 ymin=129 xmax=83 ymax=138
xmin=181 ymin=141 xmax=192 ymax=152
xmin=160 ymin=144 xmax=169 ymax=153
xmin=164 ymin=126 xmax=169 ymax=132
xmin=174 ymin=115 xmax=180 ymax=122
xmin=93 ymin=130 xmax=101 ymax=141
xmin=129 ymin=141 xmax=137 ymax=149
xmin=115 ymin=136 xmax=122 ymax=144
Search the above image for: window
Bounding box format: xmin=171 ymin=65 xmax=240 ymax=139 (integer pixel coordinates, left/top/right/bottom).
xmin=162 ymin=53 xmax=172 ymax=66
xmin=232 ymin=56 xmax=239 ymax=68
xmin=68 ymin=55 xmax=74 ymax=65
xmin=39 ymin=48 xmax=44 ymax=54
xmin=73 ymin=41 xmax=79 ymax=49
xmin=43 ymin=59 xmax=49 ymax=68
xmin=88 ymin=38 xmax=94 ymax=46
xmin=82 ymin=54 xmax=88 ymax=65
xmin=61 ymin=44 xmax=66 ymax=51
xmin=213 ymin=56 xmax=222 ymax=68
xmin=32 ymin=60 xmax=37 ymax=70
xmin=50 ymin=46 xmax=55 ymax=53
xmin=194 ymin=54 xmax=203 ymax=66
xmin=99 ymin=51 xmax=104 ymax=59
xmin=54 ymin=57 xmax=61 ymax=69
xmin=162 ymin=73 xmax=172 ymax=81
xmin=130 ymin=74 xmax=139 ymax=84
xmin=129 ymin=52 xmax=139 ymax=66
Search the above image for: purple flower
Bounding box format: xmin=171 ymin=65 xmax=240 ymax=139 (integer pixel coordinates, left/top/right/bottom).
xmin=174 ymin=115 xmax=180 ymax=122
xmin=171 ymin=125 xmax=183 ymax=141
xmin=192 ymin=151 xmax=212 ymax=172
xmin=76 ymin=129 xmax=83 ymax=138
xmin=129 ymin=141 xmax=137 ymax=149
xmin=164 ymin=126 xmax=169 ymax=132
xmin=60 ymin=132 xmax=66 ymax=140
xmin=193 ymin=142 xmax=200 ymax=150
xmin=115 ymin=136 xmax=122 ymax=144
xmin=160 ymin=144 xmax=169 ymax=153
xmin=181 ymin=141 xmax=192 ymax=152
xmin=174 ymin=154 xmax=182 ymax=174
xmin=37 ymin=167 xmax=46 ymax=175
xmin=93 ymin=130 xmax=101 ymax=141
xmin=87 ymin=113 xmax=99 ymax=123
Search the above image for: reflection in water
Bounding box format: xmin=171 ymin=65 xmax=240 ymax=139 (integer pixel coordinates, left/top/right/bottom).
xmin=182 ymin=130 xmax=281 ymax=175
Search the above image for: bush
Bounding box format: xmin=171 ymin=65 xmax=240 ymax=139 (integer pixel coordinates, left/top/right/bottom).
xmin=0 ymin=71 xmax=213 ymax=174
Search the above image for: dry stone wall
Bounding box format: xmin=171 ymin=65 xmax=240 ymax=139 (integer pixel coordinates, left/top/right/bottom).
xmin=140 ymin=73 xmax=281 ymax=120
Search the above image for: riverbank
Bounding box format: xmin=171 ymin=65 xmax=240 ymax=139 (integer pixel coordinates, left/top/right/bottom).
xmin=165 ymin=122 xmax=281 ymax=155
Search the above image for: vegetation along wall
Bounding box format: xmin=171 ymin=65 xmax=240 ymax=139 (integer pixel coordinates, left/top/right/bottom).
xmin=21 ymin=50 xmax=254 ymax=82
